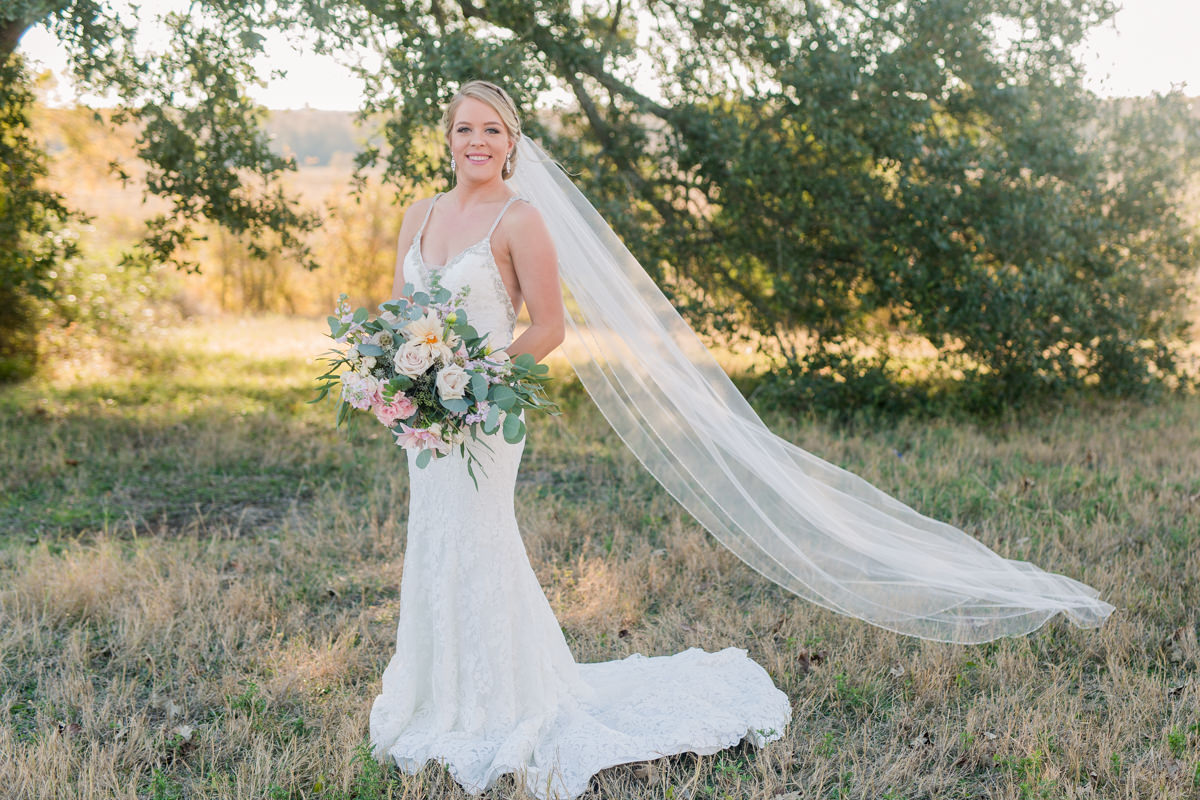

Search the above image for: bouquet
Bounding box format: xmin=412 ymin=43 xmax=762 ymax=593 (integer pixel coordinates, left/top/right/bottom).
xmin=310 ymin=286 xmax=559 ymax=486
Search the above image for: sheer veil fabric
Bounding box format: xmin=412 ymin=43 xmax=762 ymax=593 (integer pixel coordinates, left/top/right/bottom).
xmin=507 ymin=135 xmax=1115 ymax=645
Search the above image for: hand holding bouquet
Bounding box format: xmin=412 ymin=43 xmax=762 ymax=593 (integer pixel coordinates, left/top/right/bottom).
xmin=311 ymin=286 xmax=559 ymax=486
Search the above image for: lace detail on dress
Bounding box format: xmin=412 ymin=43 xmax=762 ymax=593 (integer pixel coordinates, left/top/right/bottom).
xmin=407 ymin=193 xmax=520 ymax=346
xmin=369 ymin=193 xmax=792 ymax=799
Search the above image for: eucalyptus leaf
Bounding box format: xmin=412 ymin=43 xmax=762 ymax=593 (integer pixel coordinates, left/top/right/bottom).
xmin=415 ymin=448 xmax=432 ymax=469
xmin=489 ymin=384 xmax=517 ymax=410
xmin=470 ymin=374 xmax=489 ymax=402
xmin=483 ymin=402 xmax=502 ymax=434
xmin=502 ymin=412 xmax=524 ymax=444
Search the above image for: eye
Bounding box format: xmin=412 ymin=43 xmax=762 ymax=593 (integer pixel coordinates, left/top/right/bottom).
xmin=456 ymin=125 xmax=470 ymax=133
xmin=486 ymin=127 xmax=501 ymax=134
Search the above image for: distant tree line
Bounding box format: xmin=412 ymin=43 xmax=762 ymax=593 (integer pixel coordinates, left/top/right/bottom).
xmin=263 ymin=109 xmax=371 ymax=167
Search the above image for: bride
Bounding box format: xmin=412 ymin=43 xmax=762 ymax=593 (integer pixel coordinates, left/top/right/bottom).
xmin=368 ymin=80 xmax=1114 ymax=798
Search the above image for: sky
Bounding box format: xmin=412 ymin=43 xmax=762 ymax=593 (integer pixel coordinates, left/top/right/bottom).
xmin=17 ymin=1 xmax=1200 ymax=111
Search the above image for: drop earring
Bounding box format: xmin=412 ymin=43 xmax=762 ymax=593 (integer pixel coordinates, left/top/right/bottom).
xmin=450 ymin=155 xmax=457 ymax=172
xmin=505 ymin=150 xmax=512 ymax=176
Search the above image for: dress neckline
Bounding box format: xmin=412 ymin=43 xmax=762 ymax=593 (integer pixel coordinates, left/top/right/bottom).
xmin=405 ymin=193 xmax=524 ymax=329
xmin=412 ymin=233 xmax=490 ymax=272
xmin=416 ymin=192 xmax=520 ymax=270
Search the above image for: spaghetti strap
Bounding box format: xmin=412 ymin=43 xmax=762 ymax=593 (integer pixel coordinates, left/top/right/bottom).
xmin=415 ymin=193 xmax=442 ymax=237
xmin=486 ymin=195 xmax=524 ymax=239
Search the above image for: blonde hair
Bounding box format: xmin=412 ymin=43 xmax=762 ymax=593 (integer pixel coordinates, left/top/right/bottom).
xmin=442 ymin=80 xmax=522 ymax=180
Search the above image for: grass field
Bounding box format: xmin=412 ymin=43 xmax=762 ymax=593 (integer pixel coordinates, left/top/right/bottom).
xmin=1 ymin=315 xmax=1198 ymax=800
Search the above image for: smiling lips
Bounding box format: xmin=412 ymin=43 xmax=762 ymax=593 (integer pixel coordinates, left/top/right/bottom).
xmin=466 ymin=153 xmax=491 ymax=164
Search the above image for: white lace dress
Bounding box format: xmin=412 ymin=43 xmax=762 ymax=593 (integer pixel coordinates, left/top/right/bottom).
xmin=368 ymin=193 xmax=792 ymax=799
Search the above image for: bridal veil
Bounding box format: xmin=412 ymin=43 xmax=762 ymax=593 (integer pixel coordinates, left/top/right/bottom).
xmin=507 ymin=135 xmax=1115 ymax=645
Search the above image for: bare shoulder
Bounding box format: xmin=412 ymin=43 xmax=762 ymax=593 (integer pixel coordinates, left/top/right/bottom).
xmin=502 ymin=197 xmax=552 ymax=240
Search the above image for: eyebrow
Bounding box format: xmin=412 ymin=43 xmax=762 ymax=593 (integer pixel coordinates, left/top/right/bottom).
xmin=456 ymin=121 xmax=504 ymax=126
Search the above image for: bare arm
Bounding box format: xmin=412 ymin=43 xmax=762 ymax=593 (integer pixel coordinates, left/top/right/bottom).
xmin=390 ymin=196 xmax=434 ymax=302
xmin=499 ymin=203 xmax=565 ymax=363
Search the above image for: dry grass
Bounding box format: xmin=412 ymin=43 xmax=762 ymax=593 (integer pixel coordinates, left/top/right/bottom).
xmin=1 ymin=315 xmax=1198 ymax=800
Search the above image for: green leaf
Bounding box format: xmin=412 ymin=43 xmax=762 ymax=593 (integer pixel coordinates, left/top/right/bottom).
xmin=489 ymin=384 xmax=517 ymax=410
xmin=335 ymin=399 xmax=350 ymax=427
xmin=352 ymin=307 xmax=368 ymax=324
xmin=388 ymin=375 xmax=413 ymax=392
xmin=440 ymin=396 xmax=469 ymax=413
xmin=470 ymin=373 xmax=489 ymax=402
xmin=415 ymin=448 xmax=432 ymax=469
xmin=513 ymin=353 xmax=537 ymax=370
xmin=502 ymin=412 xmax=525 ymax=444
xmin=483 ymin=402 xmax=502 ymax=434
xmin=357 ymin=343 xmax=384 ymax=357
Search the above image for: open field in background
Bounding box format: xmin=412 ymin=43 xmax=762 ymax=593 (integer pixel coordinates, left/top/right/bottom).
xmin=1 ymin=315 xmax=1199 ymax=799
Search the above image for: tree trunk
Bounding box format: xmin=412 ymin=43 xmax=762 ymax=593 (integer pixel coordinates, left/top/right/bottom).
xmin=0 ymin=19 xmax=32 ymax=59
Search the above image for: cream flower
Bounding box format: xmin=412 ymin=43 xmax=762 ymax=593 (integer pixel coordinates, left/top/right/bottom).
xmin=393 ymin=340 xmax=435 ymax=377
xmin=435 ymin=363 xmax=470 ymax=401
xmin=404 ymin=312 xmax=455 ymax=363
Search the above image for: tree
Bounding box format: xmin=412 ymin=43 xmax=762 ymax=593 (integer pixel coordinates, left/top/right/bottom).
xmin=5 ymin=0 xmax=1197 ymax=404
xmin=1 ymin=0 xmax=319 ymax=375
xmin=311 ymin=0 xmax=1198 ymax=405
xmin=0 ymin=52 xmax=79 ymax=379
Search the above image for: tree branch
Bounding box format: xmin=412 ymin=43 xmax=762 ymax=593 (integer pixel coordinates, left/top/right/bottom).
xmin=456 ymin=0 xmax=484 ymax=20
xmin=609 ymin=0 xmax=623 ymax=36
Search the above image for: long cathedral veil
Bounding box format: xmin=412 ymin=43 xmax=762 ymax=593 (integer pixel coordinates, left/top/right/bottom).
xmin=507 ymin=135 xmax=1115 ymax=644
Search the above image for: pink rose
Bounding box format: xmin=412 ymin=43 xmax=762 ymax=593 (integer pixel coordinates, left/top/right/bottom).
xmin=373 ymin=392 xmax=417 ymax=427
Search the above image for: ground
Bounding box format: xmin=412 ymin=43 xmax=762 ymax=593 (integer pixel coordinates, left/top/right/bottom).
xmin=1 ymin=315 xmax=1197 ymax=799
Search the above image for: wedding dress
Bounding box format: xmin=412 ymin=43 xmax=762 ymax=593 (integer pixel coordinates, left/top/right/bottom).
xmin=369 ymin=193 xmax=793 ymax=799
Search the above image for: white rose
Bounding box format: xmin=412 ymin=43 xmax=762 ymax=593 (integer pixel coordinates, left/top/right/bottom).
xmin=393 ymin=341 xmax=434 ymax=377
xmin=435 ymin=363 xmax=470 ymax=401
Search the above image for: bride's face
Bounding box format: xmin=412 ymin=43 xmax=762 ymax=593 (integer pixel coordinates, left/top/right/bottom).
xmin=449 ymin=97 xmax=514 ymax=183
